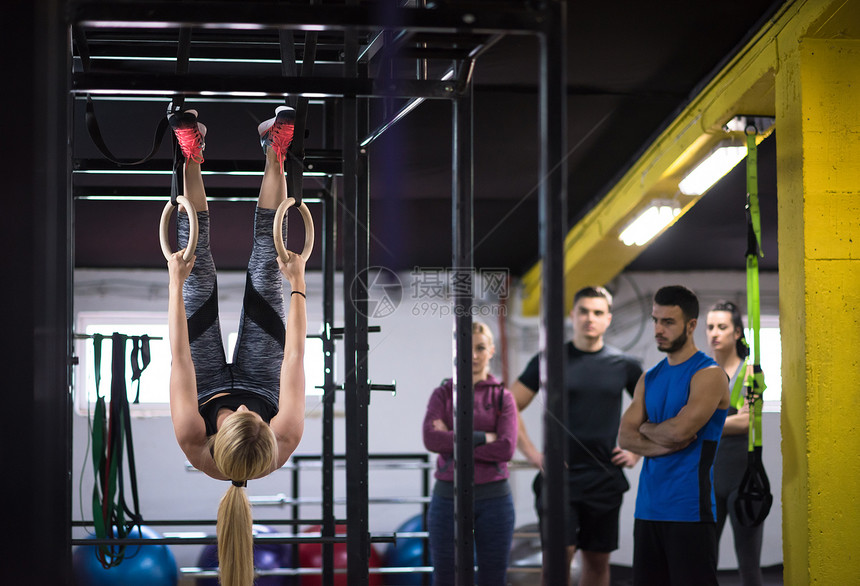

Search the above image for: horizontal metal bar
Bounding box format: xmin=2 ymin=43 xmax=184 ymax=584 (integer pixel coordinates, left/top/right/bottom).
xmin=71 ymin=533 xmax=395 ymax=546
xmin=185 ymin=453 xmax=431 ymax=473
xmin=181 ymin=566 xmax=434 ymax=577
xmin=72 ymin=518 xmax=347 ymax=527
xmin=75 ymin=40 xmax=344 ymax=63
xmin=275 ymin=460 xmax=434 ymax=471
xmin=76 ymin=38 xmax=480 ymax=65
xmin=249 ymin=494 xmax=432 ymax=506
xmin=74 ymin=95 xmax=330 ymax=105
xmin=73 ymin=187 xmax=327 ymax=202
xmin=328 ymin=325 xmax=382 ymax=337
xmin=71 ymin=2 xmax=543 ymax=35
xmin=325 ymin=382 xmax=396 ymax=392
xmin=73 ymin=332 xmax=163 ymax=340
xmin=184 ymin=458 xmax=525 ymax=473
xmin=75 ymin=152 xmax=342 ymax=171
xmin=291 ymin=452 xmax=429 ymax=462
xmin=71 ymin=521 xmax=538 ymax=541
xmin=73 ymin=157 xmax=341 ymax=177
xmin=72 ymin=72 xmax=458 ymax=99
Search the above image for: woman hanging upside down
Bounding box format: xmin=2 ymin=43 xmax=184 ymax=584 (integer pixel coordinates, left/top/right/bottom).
xmin=166 ymin=106 xmax=305 ymax=586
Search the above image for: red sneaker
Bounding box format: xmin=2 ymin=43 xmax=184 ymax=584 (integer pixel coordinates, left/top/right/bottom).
xmin=258 ymin=106 xmax=295 ymax=163
xmin=168 ymin=109 xmax=206 ymax=164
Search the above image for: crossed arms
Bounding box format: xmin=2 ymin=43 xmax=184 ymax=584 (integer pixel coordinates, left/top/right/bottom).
xmin=618 ymin=366 xmax=729 ymax=457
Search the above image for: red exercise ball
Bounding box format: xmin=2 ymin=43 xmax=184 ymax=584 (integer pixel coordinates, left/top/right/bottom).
xmin=297 ymin=525 xmax=383 ymax=586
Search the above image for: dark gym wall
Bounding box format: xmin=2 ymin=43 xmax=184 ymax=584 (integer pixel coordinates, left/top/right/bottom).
xmin=2 ymin=0 xmax=72 ymax=583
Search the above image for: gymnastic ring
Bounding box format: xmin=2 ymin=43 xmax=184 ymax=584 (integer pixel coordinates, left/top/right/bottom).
xmin=274 ymin=198 xmax=314 ymax=262
xmin=159 ymin=196 xmax=198 ymax=262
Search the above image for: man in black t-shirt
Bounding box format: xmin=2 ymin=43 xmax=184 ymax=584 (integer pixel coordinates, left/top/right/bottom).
xmin=513 ymin=286 xmax=642 ymax=586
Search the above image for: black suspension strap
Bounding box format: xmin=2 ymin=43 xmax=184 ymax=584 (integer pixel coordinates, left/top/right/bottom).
xmin=168 ymin=27 xmax=193 ymax=206
xmin=735 ymin=128 xmax=773 ymax=528
xmin=90 ymin=333 xmax=144 ymax=568
xmin=279 ymin=25 xmax=319 ymax=208
xmin=73 ymin=26 xmax=169 ymax=166
xmin=90 ymin=334 xmax=114 ymax=565
xmin=278 ymin=29 xmax=299 ymax=108
xmin=74 ymin=24 xmax=192 ymax=210
xmin=129 ymin=335 xmax=152 ymax=404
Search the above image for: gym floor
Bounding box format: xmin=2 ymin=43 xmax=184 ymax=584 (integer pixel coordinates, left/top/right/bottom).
xmin=606 ymin=564 xmax=785 ymax=585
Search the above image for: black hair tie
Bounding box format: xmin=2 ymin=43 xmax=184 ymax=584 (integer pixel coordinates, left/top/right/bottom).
xmin=231 ymin=480 xmax=247 ymax=488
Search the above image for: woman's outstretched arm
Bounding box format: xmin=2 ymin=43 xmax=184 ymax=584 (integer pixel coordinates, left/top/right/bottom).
xmin=167 ymin=251 xmax=220 ymax=476
xmin=270 ymin=251 xmax=307 ymax=468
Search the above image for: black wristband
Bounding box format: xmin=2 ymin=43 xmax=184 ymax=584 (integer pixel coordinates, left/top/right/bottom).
xmin=291 ymin=290 xmax=306 ymax=299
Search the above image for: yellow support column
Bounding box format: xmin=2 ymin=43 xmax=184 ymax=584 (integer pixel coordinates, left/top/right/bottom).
xmin=777 ymin=38 xmax=860 ymax=585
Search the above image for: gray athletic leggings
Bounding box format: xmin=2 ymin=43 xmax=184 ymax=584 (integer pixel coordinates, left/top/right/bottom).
xmin=178 ymin=208 xmax=285 ymax=409
xmin=716 ymin=486 xmax=765 ymax=586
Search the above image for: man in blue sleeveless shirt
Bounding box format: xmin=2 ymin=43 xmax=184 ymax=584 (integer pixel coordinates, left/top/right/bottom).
xmin=619 ymin=285 xmax=730 ymax=586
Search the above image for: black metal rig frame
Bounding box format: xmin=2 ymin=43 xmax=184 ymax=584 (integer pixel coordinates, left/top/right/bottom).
xmin=23 ymin=2 xmax=569 ymax=585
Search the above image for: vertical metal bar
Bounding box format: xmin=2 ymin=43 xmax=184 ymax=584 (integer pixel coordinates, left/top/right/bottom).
xmin=321 ymin=108 xmax=337 ymax=584
xmin=421 ymin=453 xmax=431 ymax=586
xmin=8 ymin=0 xmax=74 ymax=583
xmin=61 ymin=17 xmax=76 ymax=586
xmin=417 ymin=0 xmax=428 ymax=81
xmin=342 ymin=127 xmax=363 ymax=579
xmin=539 ymin=2 xmax=569 ymax=584
xmin=343 ymin=17 xmax=371 ymax=586
xmin=341 ymin=44 xmax=359 ymax=586
xmin=452 ymin=62 xmax=475 ymax=586
xmin=291 ymin=460 xmax=301 ymax=570
xmin=353 ymin=80 xmax=373 ymax=586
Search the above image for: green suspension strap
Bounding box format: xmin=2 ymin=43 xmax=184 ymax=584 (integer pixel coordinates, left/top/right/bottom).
xmin=735 ymin=129 xmax=773 ymax=527
xmin=90 ymin=333 xmax=144 ymax=568
xmin=729 ymin=354 xmax=748 ymax=410
xmin=129 ymin=335 xmax=152 ymax=404
xmin=90 ymin=334 xmax=110 ymax=559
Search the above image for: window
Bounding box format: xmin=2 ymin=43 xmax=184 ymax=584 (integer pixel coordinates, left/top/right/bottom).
xmin=303 ymin=337 xmax=326 ymax=397
xmin=747 ymin=315 xmax=781 ymax=412
xmin=226 ymin=333 xmax=326 ymax=396
xmin=75 ymin=312 xmax=172 ymax=415
xmin=76 ymin=311 xmax=326 ymax=416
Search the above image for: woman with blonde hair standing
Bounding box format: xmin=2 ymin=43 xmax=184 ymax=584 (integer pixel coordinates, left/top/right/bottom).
xmin=167 ymin=106 xmax=306 ymax=586
xmin=422 ymin=321 xmax=518 ymax=585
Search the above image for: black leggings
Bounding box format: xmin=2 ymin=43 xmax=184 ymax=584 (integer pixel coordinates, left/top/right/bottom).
xmin=178 ymin=208 xmax=286 ymax=410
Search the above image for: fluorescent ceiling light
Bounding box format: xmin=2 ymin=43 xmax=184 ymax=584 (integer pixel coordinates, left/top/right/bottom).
xmin=678 ymin=145 xmax=747 ymax=196
xmin=619 ymin=202 xmax=681 ymax=247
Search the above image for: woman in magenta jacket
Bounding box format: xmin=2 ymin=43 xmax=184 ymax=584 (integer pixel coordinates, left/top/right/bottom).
xmin=422 ymin=320 xmax=518 ymax=586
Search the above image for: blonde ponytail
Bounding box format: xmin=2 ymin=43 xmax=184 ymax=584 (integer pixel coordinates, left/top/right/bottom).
xmin=216 ymin=485 xmax=255 ymax=586
xmin=212 ymin=411 xmax=277 ymax=586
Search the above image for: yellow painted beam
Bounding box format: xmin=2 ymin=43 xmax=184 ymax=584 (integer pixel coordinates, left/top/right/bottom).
xmin=521 ymin=0 xmax=854 ymax=316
